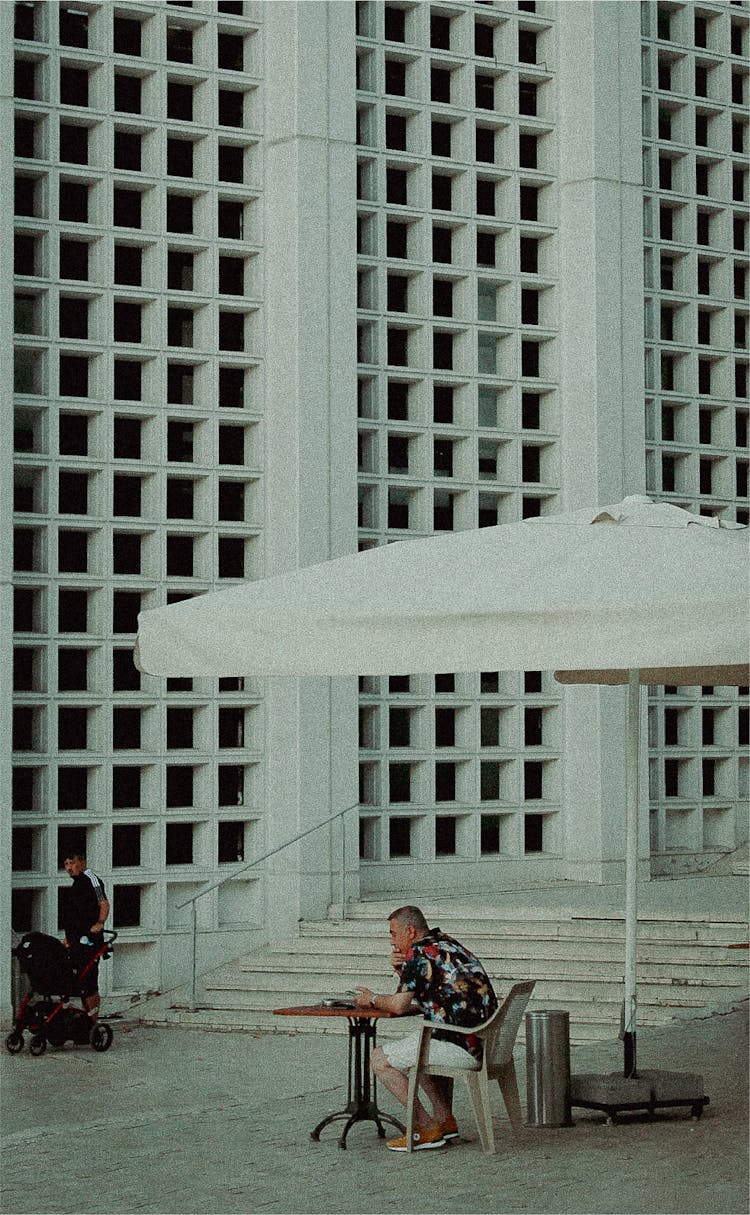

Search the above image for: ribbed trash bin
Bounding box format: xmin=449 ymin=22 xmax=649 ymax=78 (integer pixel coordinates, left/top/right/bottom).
xmin=525 ymin=1009 xmax=573 ymax=1127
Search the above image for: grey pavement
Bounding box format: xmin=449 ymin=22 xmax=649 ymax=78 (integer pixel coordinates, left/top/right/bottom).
xmin=1 ymin=1003 xmax=748 ymax=1215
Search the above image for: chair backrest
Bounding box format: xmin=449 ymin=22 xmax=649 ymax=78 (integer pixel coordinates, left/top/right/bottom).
xmin=482 ymin=980 xmax=536 ymax=1071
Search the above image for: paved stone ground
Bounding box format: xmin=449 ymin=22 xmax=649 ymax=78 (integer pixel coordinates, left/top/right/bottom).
xmin=1 ymin=1004 xmax=747 ymax=1215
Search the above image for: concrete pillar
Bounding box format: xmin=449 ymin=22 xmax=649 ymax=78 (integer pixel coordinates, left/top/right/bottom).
xmin=261 ymin=2 xmax=359 ymax=937
xmin=556 ymin=1 xmax=649 ymax=881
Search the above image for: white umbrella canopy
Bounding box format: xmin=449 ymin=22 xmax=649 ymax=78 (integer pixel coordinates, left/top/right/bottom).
xmin=135 ymin=495 xmax=749 ymax=679
xmin=135 ymin=495 xmax=748 ymax=1075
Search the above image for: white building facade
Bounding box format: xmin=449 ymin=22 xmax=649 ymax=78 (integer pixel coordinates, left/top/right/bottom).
xmin=1 ymin=0 xmax=747 ymax=1019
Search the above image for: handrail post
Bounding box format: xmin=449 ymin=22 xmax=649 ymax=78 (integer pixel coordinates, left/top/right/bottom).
xmin=189 ymin=900 xmax=197 ymax=1012
xmin=341 ymin=807 xmax=347 ymax=921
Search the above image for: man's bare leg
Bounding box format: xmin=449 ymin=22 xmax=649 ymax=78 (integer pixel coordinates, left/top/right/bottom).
xmin=371 ymin=1047 xmax=451 ymax=1129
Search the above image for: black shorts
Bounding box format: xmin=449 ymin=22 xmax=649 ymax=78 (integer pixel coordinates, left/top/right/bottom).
xmin=71 ymin=944 xmax=100 ymax=997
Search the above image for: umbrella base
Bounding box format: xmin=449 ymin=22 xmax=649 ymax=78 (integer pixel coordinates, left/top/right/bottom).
xmin=570 ymin=1070 xmax=709 ymax=1124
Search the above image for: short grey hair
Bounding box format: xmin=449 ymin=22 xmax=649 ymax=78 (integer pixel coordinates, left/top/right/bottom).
xmin=388 ymin=905 xmax=429 ymax=933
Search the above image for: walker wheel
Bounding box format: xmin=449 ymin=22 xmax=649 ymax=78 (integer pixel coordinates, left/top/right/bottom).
xmin=29 ymin=1034 xmax=47 ymax=1056
xmin=5 ymin=1032 xmax=23 ymax=1054
xmin=90 ymin=1022 xmax=113 ymax=1052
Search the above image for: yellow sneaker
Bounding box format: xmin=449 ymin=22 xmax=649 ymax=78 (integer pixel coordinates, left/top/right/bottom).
xmin=386 ymin=1123 xmax=446 ymax=1152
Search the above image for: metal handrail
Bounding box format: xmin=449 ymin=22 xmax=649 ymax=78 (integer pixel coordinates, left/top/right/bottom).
xmin=177 ymin=801 xmax=359 ymax=1011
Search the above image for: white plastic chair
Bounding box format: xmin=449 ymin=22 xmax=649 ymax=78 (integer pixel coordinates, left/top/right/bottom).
xmin=405 ymin=979 xmax=536 ymax=1154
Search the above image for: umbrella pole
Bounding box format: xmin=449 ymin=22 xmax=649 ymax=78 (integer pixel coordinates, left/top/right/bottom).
xmin=623 ymin=669 xmax=640 ymax=1077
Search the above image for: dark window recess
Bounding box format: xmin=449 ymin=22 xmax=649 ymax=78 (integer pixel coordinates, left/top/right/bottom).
xmin=58 ymin=766 xmax=88 ymax=811
xmin=114 ymin=188 xmax=142 ymax=229
xmin=386 ymin=60 xmax=406 ymax=95
xmin=434 ymin=491 xmax=454 ymax=530
xmin=114 ymin=245 xmax=142 ymax=286
xmin=432 ymin=227 xmax=452 ymax=264
xmin=387 ymin=221 xmax=408 ymax=258
xmin=219 ymin=90 xmax=244 ymax=127
xmin=218 ymin=482 xmax=244 ymax=521
xmin=12 ymin=827 xmax=34 ymax=871
xmin=167 ymin=421 xmax=194 ymax=462
xmin=435 ymin=762 xmax=456 ymax=802
xmin=521 ymin=342 xmax=540 ymax=378
xmin=387 ymin=274 xmax=408 ymax=312
xmin=59 ymin=354 xmax=88 ymax=397
xmin=389 ymin=762 xmax=412 ymax=803
xmin=113 ymin=649 xmax=141 ymax=692
xmin=168 ymin=307 xmax=194 ymax=346
xmin=430 ymin=13 xmax=450 ymax=48
xmin=435 ymin=816 xmax=456 ymax=854
xmin=388 ymin=381 xmax=409 ymax=419
xmin=114 ymin=130 xmax=142 ymax=171
xmin=166 ymin=24 xmax=192 ymax=62
xmin=167 ymin=478 xmax=194 ymax=519
xmin=218 ymin=199 xmax=243 ymax=239
xmin=113 ymin=419 xmax=141 ymax=461
xmin=219 ymin=312 xmax=245 ymax=351
xmin=218 ymin=32 xmax=244 ymax=70
xmin=433 ymin=332 xmax=453 ymax=370
xmin=166 ymin=194 xmax=193 ymax=233
xmin=480 ymin=814 xmax=500 ymax=853
xmin=168 ymin=138 xmax=194 ymax=178
xmin=386 ymin=114 xmax=407 ymax=151
xmin=14 ymin=587 xmax=40 ymax=633
xmin=14 ymin=176 xmax=39 ymax=217
xmin=522 ymin=444 xmax=541 ymax=481
xmin=167 ymin=364 xmax=194 ymax=405
xmin=431 ymin=121 xmax=451 ymax=157
xmin=166 ymin=822 xmax=194 ymax=865
xmin=477 ymin=179 xmax=495 ymax=216
xmin=167 ymin=81 xmax=193 ymax=121
xmin=476 ymin=74 xmax=494 ymax=109
xmin=433 ymin=280 xmax=453 ymax=317
xmin=219 ymin=426 xmax=245 ymax=464
xmin=59 ymin=124 xmax=87 ymax=165
xmin=218 ymin=765 xmax=244 ymax=806
xmin=59 ymin=180 xmax=89 ymax=222
xmin=524 ymin=814 xmax=543 ymax=852
xmin=387 ymin=168 xmax=407 ymax=205
xmin=432 ymin=174 xmax=452 ymax=210
xmin=519 ymin=80 xmax=537 ymax=115
xmin=518 ymin=29 xmax=537 ymax=63
xmin=219 ymin=144 xmax=244 ymax=183
xmin=519 ymin=133 xmax=538 ymax=169
xmin=112 ymin=591 xmax=141 ymax=634
xmin=219 ymin=536 xmax=245 ymax=578
xmin=431 ymin=67 xmax=451 ymax=103
xmin=389 ymin=817 xmax=411 ymax=857
xmin=218 ymin=821 xmax=245 ymax=863
xmin=167 ymin=250 xmax=194 ymax=291
xmin=59 ymin=471 xmax=88 ymax=514
xmin=435 ymin=707 xmax=455 ymax=746
xmin=58 ymin=298 xmax=88 ymax=342
xmin=113 ymin=532 xmax=141 ymax=575
xmin=112 ymin=824 xmax=141 ymax=867
xmin=58 ymin=648 xmax=88 ymax=691
xmin=58 ymin=413 xmax=88 ymax=456
xmin=387 ymin=328 xmax=408 ymax=366
xmin=219 ymin=366 xmax=245 ymax=408
xmin=60 ymin=239 xmax=89 ymax=280
xmin=60 ymin=7 xmax=88 ymax=46
xmin=58 ymin=706 xmax=88 ymax=750
xmin=58 ymin=588 xmax=87 ymax=632
xmin=15 ymin=233 xmax=40 ymax=277
xmin=520 ymin=185 xmax=539 ymax=221
xmin=166 ymin=707 xmax=194 ymax=749
xmin=385 ymin=5 xmax=405 ymax=41
xmin=15 ymin=3 xmax=37 ymax=40
xmin=475 ymin=22 xmax=494 ymax=56
xmin=476 ymin=127 xmax=495 ymax=163
xmin=115 ymin=74 xmax=141 ymax=113
xmin=114 ymin=359 xmax=142 ymax=400
xmin=111 ymin=704 xmax=141 ymax=748
xmin=60 ymin=66 xmax=89 ymax=107
xmin=166 ymin=534 xmax=194 ymax=576
xmin=114 ymin=16 xmax=142 ymax=55
xmin=112 ymin=885 xmax=140 ymax=928
xmin=477 ymin=232 xmax=496 ymax=267
xmin=166 ymin=766 xmax=194 ymax=807
xmin=112 ymin=473 xmax=141 ymax=517
xmin=114 ymin=301 xmax=142 ymax=343
xmin=434 ymin=385 xmax=453 ymax=424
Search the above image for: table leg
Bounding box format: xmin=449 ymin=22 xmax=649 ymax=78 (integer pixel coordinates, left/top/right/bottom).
xmin=310 ymin=1019 xmax=405 ymax=1149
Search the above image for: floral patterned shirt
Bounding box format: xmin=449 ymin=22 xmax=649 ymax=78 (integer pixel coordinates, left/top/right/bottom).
xmin=398 ymin=927 xmax=498 ymax=1059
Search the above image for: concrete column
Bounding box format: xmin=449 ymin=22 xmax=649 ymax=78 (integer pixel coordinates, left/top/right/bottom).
xmin=261 ymin=3 xmax=359 ymax=938
xmin=556 ymin=2 xmax=649 ymax=882
xmin=1 ymin=4 xmax=17 ymax=1024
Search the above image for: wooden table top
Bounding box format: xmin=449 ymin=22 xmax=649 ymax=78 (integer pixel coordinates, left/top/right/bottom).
xmin=273 ymin=1003 xmax=403 ymax=1020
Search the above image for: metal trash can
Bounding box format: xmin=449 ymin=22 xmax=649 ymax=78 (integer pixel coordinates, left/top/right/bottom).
xmin=525 ymin=1009 xmax=573 ymax=1127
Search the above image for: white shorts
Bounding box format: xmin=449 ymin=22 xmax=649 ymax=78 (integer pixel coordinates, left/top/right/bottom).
xmin=381 ymin=1030 xmax=481 ymax=1072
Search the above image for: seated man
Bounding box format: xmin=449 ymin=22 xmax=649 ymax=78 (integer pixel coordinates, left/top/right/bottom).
xmin=354 ymin=904 xmax=497 ymax=1151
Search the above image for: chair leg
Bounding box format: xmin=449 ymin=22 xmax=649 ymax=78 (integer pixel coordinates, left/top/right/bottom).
xmin=405 ymin=1065 xmax=420 ymax=1154
xmin=497 ymin=1061 xmax=526 ymax=1141
xmin=466 ymin=1073 xmax=495 ymax=1154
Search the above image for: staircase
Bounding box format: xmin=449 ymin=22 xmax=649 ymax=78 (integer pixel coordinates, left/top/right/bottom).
xmin=136 ymin=896 xmax=749 ymax=1043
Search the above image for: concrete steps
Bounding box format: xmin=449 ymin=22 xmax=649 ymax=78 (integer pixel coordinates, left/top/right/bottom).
xmin=136 ymin=897 xmax=748 ymax=1042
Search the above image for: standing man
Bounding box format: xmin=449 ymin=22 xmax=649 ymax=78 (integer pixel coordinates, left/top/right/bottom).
xmin=354 ymin=905 xmax=497 ymax=1151
xmin=62 ymin=850 xmax=110 ymax=1023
